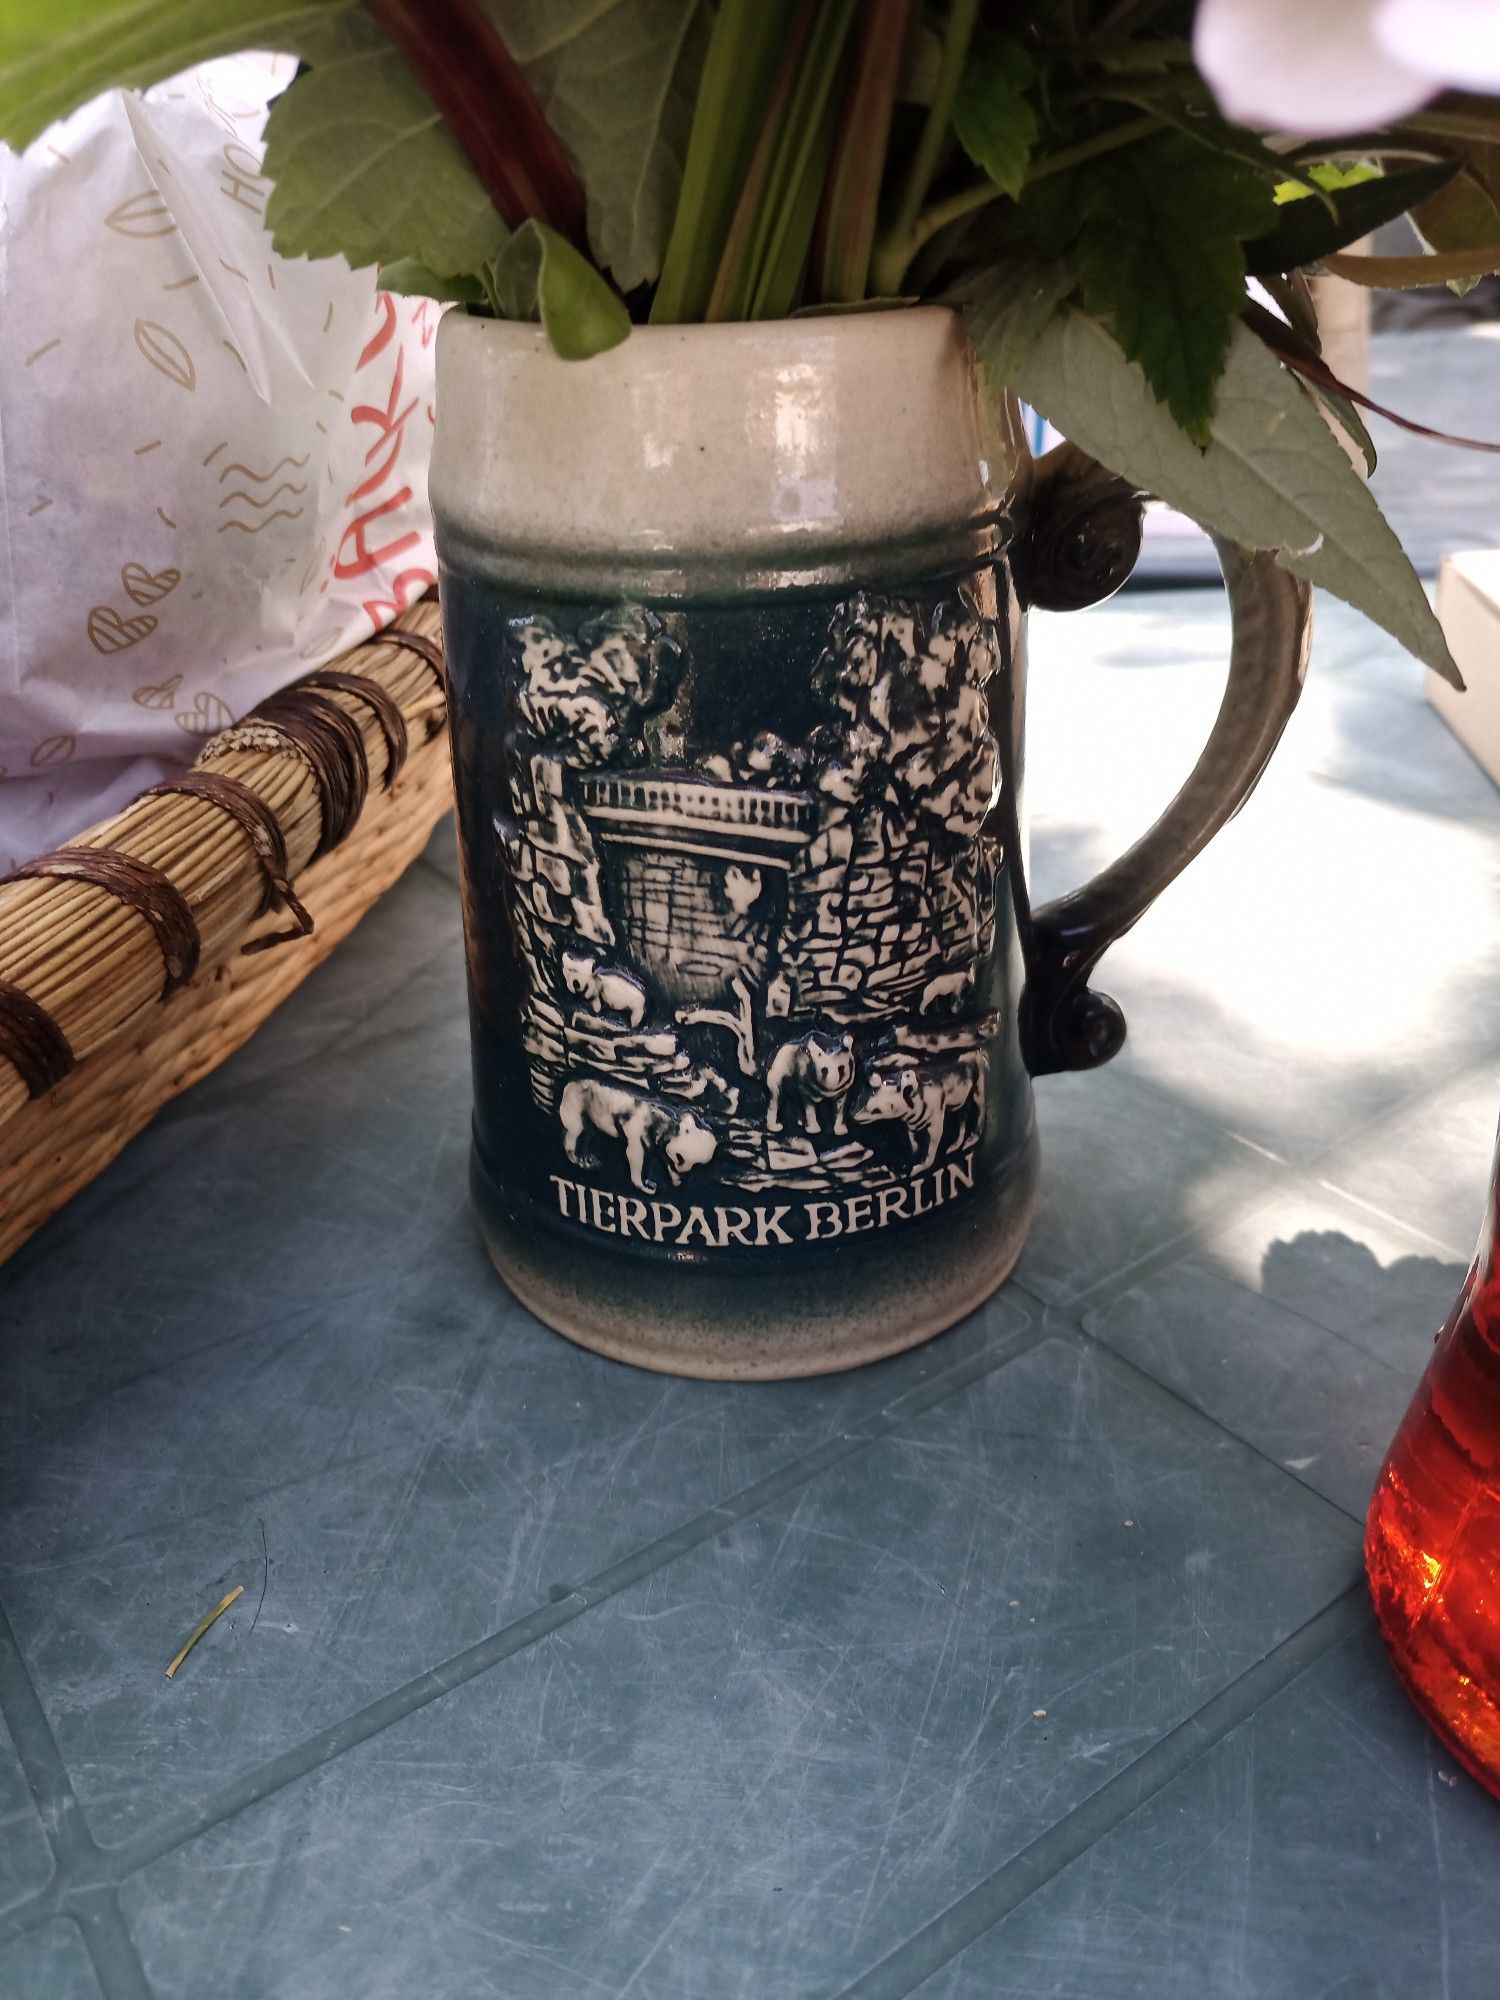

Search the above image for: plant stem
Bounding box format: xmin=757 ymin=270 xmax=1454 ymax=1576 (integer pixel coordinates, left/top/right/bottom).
xmin=814 ymin=0 xmax=916 ymax=304
xmin=870 ymin=0 xmax=981 ymax=294
xmin=876 ymin=114 xmax=1162 ymax=293
xmin=652 ymin=0 xmax=799 ymax=324
xmin=903 ymin=177 xmax=1006 ymax=268
xmin=362 ymin=0 xmax=588 ymax=249
xmin=748 ymin=0 xmax=859 ymax=318
xmin=1025 ymin=112 xmax=1159 ymax=183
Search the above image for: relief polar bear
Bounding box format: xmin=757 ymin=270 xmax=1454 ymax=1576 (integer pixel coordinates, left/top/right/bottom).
xmin=853 ymin=1052 xmax=986 ymax=1171
xmin=765 ymin=1028 xmax=857 ymax=1138
xmin=561 ymin=948 xmax=649 ymax=1030
xmin=559 ymin=1077 xmax=717 ymax=1193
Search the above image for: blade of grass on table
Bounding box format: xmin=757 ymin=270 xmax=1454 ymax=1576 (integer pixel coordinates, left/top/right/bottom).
xmin=651 ymin=0 xmax=800 ymax=324
xmin=165 ymin=1584 xmax=244 ymax=1680
xmin=813 ymin=0 xmax=916 ymax=305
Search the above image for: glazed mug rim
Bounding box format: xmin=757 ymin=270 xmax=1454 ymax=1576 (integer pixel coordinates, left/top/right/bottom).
xmin=430 ymin=304 xmax=1029 ymax=598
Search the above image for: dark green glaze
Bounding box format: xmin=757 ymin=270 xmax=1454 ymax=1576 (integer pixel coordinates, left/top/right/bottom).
xmin=440 ymin=444 xmax=1312 ymax=1377
xmin=443 ymin=554 xmax=1036 ymax=1374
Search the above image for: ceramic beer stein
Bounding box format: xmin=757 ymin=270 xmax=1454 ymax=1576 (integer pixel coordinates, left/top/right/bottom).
xmin=432 ymin=307 xmax=1310 ymax=1379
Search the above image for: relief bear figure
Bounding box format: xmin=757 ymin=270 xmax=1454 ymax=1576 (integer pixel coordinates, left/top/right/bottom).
xmin=918 ymin=965 xmax=976 ymax=1017
xmin=765 ymin=1028 xmax=857 ymax=1138
xmin=561 ymin=948 xmax=649 ymax=1029
xmin=853 ymin=1052 xmax=986 ymax=1171
xmin=559 ymin=1077 xmax=718 ymax=1193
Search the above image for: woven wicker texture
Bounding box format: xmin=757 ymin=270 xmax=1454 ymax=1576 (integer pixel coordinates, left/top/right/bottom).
xmin=0 ymin=599 xmax=450 ymax=1265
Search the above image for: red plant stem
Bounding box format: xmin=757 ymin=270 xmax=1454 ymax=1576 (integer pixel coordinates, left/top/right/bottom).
xmin=814 ymin=0 xmax=916 ymax=302
xmin=1252 ymin=308 xmax=1500 ymax=453
xmin=362 ymin=0 xmax=589 ymax=250
xmin=705 ymin=0 xmax=822 ymax=320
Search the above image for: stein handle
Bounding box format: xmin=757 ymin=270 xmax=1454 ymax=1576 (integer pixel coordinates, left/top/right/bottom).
xmin=1012 ymin=443 xmax=1313 ymax=1078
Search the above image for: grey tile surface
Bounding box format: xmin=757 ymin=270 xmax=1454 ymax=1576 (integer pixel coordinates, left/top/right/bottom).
xmin=1082 ymin=1180 xmax=1471 ymax=1517
xmin=903 ymin=1622 xmax=1500 ymax=2000
xmin=116 ymin=1339 xmax=1357 ymax=2000
xmin=0 ymin=882 xmax=1033 ymax=1848
xmin=2 ymin=574 xmax=1498 ymax=1997
xmin=0 ymin=1922 xmax=103 ymax=2000
xmin=1015 ymin=1070 xmax=1277 ymax=1307
xmin=0 ymin=1703 xmax=52 ymax=1915
xmin=1316 ymin=1056 xmax=1500 ymax=1253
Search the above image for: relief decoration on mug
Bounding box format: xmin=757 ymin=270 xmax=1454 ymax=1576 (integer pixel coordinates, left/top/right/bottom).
xmin=494 ymin=588 xmax=1005 ymax=1244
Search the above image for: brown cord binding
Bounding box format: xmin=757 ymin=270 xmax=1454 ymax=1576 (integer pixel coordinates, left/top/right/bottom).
xmin=242 ymin=687 xmax=370 ymax=860
xmin=144 ymin=770 xmax=314 ymax=949
xmin=376 ymin=626 xmax=445 ymax=681
xmin=9 ymin=847 xmax=200 ymax=995
xmin=304 ymin=669 xmax=409 ymax=788
xmin=0 ymin=979 xmax=76 ymax=1099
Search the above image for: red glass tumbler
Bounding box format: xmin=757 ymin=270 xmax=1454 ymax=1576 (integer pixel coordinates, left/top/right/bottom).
xmin=1366 ymin=1123 xmax=1500 ymax=1798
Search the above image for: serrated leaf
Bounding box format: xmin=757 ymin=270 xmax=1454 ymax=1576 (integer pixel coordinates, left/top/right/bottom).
xmin=487 ymin=219 xmax=629 ymax=359
xmin=955 ymin=254 xmax=1078 ymax=391
xmin=1307 ymin=381 xmax=1378 ymax=478
xmin=1103 ymin=87 xmax=1334 ymax=209
xmin=1001 ymin=309 xmax=1461 ymax=686
xmin=379 ymin=258 xmax=485 ymax=303
xmin=952 ymin=31 xmax=1037 ymax=198
xmin=0 ymin=0 xmax=337 ymax=150
xmin=261 ymin=22 xmax=508 ymax=277
xmin=491 ymin=0 xmax=712 ymax=294
xmin=1072 ymin=135 xmax=1272 ymax=442
xmin=1244 ymin=158 xmax=1461 ymax=275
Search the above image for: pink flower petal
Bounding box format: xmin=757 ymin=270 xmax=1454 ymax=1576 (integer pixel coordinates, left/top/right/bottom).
xmin=1375 ymin=0 xmax=1500 ymax=92
xmin=1194 ymin=0 xmax=1437 ymax=134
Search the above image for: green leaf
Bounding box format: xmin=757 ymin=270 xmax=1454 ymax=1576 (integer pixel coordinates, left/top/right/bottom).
xmin=1000 ymin=308 xmax=1460 ymax=686
xmin=491 ymin=0 xmax=712 ymax=294
xmin=1244 ymin=158 xmax=1462 ymax=275
xmin=1273 ymin=161 xmax=1379 ymax=203
xmin=956 ymin=253 xmax=1078 ymax=392
xmin=379 ymin=258 xmax=486 ymax=304
xmin=488 ymin=219 xmax=630 ymax=359
xmin=1070 ymin=135 xmax=1273 ymax=442
xmin=1306 ymin=381 xmax=1378 ymax=477
xmin=0 ymin=0 xmax=336 ymax=150
xmin=1098 ymin=90 xmax=1338 ymax=211
xmin=261 ymin=13 xmax=508 ymax=277
xmin=952 ymin=31 xmax=1037 ymax=198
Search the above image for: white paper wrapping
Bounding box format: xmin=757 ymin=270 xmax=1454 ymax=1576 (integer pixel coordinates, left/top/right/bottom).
xmin=0 ymin=54 xmax=440 ymax=870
